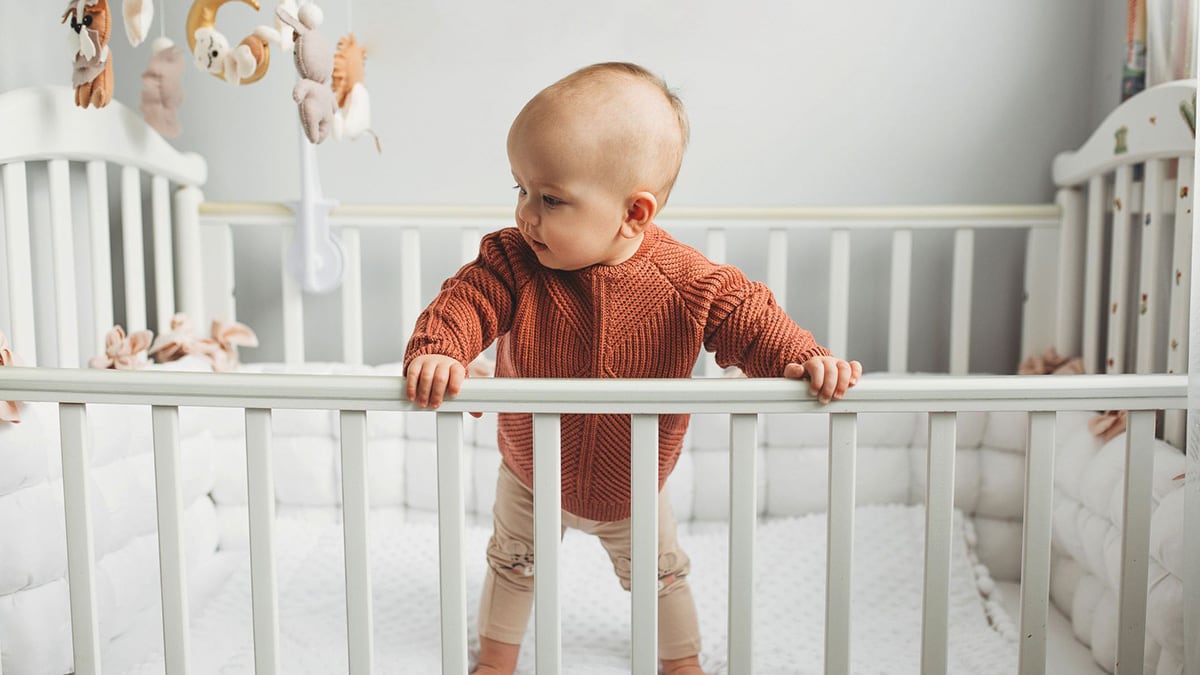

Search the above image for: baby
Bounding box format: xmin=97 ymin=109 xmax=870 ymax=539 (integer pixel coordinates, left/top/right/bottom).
xmin=404 ymin=62 xmax=861 ymax=675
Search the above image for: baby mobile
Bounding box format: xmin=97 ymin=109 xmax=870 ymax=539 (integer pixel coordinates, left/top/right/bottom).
xmin=60 ymin=0 xmax=380 ymax=151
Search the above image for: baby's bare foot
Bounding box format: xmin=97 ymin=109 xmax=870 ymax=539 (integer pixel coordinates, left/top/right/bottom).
xmin=662 ymin=654 xmax=706 ymax=674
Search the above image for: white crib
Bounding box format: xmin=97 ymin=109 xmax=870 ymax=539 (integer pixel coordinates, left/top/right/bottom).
xmin=0 ymin=82 xmax=1195 ymax=674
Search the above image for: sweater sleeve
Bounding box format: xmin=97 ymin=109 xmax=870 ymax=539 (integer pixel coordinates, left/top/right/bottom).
xmin=403 ymin=230 xmax=525 ymax=371
xmin=697 ymin=266 xmax=830 ymax=377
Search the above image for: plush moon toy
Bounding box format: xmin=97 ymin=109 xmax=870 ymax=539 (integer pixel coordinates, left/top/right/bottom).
xmin=186 ymin=0 xmax=272 ymax=84
xmin=140 ymin=37 xmax=186 ymax=137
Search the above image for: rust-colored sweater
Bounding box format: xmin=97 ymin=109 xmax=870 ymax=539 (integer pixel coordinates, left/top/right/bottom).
xmin=403 ymin=224 xmax=829 ymax=521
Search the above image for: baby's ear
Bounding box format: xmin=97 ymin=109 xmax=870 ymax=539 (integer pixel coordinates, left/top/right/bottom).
xmin=621 ymin=191 xmax=657 ymax=238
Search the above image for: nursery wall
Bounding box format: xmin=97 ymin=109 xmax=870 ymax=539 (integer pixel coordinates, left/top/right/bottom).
xmin=3 ymin=2 xmax=1121 ymax=372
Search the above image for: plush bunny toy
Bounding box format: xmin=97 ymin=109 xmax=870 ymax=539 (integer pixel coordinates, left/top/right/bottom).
xmin=276 ymin=3 xmax=337 ymax=144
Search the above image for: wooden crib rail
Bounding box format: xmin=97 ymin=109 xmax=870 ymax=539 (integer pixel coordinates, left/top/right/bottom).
xmin=0 ymin=369 xmax=1187 ymax=675
xmin=193 ymin=202 xmax=1059 ymax=375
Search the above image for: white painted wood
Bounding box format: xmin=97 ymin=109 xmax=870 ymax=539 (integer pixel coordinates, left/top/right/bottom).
xmin=174 ymin=186 xmax=204 ymax=322
xmin=341 ymin=228 xmax=364 ymax=365
xmin=728 ymin=413 xmax=757 ymax=674
xmin=281 ymin=225 xmax=305 ymax=364
xmin=1083 ymin=176 xmax=1106 ymax=374
xmin=151 ymin=176 xmax=175 ymax=335
xmin=1054 ymin=188 xmax=1086 ymax=359
xmin=706 ymin=227 xmax=726 ymax=264
xmin=2 ymin=162 xmax=36 ymax=364
xmin=339 ymin=410 xmax=373 ymax=674
xmin=630 ymin=414 xmax=659 ymax=673
xmin=152 ymin=405 xmax=190 ymax=674
xmin=767 ymin=228 xmax=788 ymax=313
xmin=1116 ymin=410 xmax=1155 ymax=675
xmin=1052 ymin=80 xmax=1198 ymax=185
xmin=1187 ymin=105 xmax=1200 ymax=675
xmin=121 ymin=166 xmax=148 ymax=332
xmin=48 ymin=159 xmax=80 ymax=367
xmin=1109 ymin=165 xmax=1134 ymax=373
xmin=0 ymin=86 xmax=207 ymax=184
xmin=889 ymin=229 xmax=912 ymax=373
xmin=825 ymin=413 xmax=857 ymax=675
xmin=921 ymin=412 xmax=956 ymax=675
xmin=245 ymin=408 xmax=281 ymax=675
xmin=1022 ymin=226 xmax=1059 ymax=361
xmin=1137 ymin=160 xmax=1167 ymax=373
xmin=461 ymin=228 xmax=481 ymax=265
xmin=950 ymin=228 xmax=974 ymax=374
xmin=201 ymin=223 xmax=235 ymax=327
xmin=399 ymin=228 xmax=422 ymax=352
xmin=1018 ymin=411 xmax=1056 ymax=675
xmin=58 ymin=403 xmax=100 ymax=675
xmin=533 ymin=413 xmax=562 ymax=674
xmin=86 ymin=161 xmax=116 ymax=358
xmin=1165 ymin=160 xmax=1193 ymax=447
xmin=828 ymin=229 xmax=851 ymax=359
xmin=435 ymin=412 xmax=468 ymax=675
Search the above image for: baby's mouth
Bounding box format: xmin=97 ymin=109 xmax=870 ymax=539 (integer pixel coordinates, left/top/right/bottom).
xmin=525 ymin=236 xmax=548 ymax=252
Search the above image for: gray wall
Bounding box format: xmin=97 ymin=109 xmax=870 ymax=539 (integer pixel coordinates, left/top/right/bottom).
xmin=3 ymin=1 xmax=1123 ymax=372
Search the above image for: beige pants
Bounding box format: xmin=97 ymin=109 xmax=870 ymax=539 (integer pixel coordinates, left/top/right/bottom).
xmin=479 ymin=463 xmax=702 ymax=660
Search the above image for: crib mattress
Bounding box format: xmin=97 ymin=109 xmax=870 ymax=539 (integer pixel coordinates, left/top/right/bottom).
xmin=125 ymin=504 xmax=1021 ymax=674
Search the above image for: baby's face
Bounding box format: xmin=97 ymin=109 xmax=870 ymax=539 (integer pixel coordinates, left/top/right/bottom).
xmin=507 ymin=114 xmax=641 ymax=271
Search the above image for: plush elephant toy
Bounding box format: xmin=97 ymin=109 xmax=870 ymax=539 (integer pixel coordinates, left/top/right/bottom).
xmin=277 ymin=4 xmax=336 ymax=144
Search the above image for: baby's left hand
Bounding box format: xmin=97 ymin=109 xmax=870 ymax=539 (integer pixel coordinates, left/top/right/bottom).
xmin=784 ymin=356 xmax=863 ymax=404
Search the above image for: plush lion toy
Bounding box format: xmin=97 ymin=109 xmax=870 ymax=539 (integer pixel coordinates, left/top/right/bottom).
xmin=62 ymin=0 xmax=114 ymax=108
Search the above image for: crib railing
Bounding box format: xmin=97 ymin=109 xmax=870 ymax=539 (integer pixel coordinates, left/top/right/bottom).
xmin=0 ymin=368 xmax=1187 ymax=675
xmin=190 ymin=203 xmax=1059 ymax=375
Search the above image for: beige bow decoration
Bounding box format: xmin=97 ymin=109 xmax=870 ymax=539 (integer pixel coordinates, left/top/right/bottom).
xmin=206 ymin=319 xmax=258 ymax=372
xmin=0 ymin=330 xmax=22 ymax=423
xmin=89 ymin=325 xmax=154 ymax=370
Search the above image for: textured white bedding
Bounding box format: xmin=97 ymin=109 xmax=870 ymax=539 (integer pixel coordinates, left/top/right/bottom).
xmin=129 ymin=504 xmax=1016 ymax=674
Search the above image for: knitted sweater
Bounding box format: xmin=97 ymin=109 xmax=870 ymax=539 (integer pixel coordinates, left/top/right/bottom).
xmin=403 ymin=223 xmax=829 ymax=521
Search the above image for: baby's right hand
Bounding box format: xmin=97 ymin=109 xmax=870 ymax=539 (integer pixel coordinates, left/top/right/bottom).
xmin=406 ymin=354 xmax=466 ymax=409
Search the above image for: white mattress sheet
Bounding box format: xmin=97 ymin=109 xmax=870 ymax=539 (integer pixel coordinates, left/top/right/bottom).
xmin=129 ymin=504 xmax=1019 ymax=674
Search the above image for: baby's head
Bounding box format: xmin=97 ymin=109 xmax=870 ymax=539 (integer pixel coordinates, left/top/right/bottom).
xmin=508 ymin=62 xmax=689 ymax=270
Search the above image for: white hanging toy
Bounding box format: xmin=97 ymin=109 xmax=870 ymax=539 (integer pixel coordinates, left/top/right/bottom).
xmin=122 ymin=0 xmax=154 ymax=46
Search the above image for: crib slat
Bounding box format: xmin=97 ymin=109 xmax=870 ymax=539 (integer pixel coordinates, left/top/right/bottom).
xmin=706 ymin=227 xmax=727 ymax=264
xmin=828 ymin=230 xmax=851 ymax=359
xmin=825 ymin=413 xmax=856 ymax=675
xmin=1018 ymin=411 xmax=1055 ymax=675
xmin=59 ymin=403 xmax=100 ymax=674
xmin=1165 ymin=160 xmax=1193 ymax=446
xmin=728 ymin=413 xmax=757 ymax=674
xmin=340 ymin=410 xmax=373 ymax=674
xmin=1136 ymin=160 xmax=1166 ymax=373
xmin=767 ymin=228 xmax=788 ymax=313
xmin=1116 ymin=410 xmax=1155 ymax=674
xmin=121 ymin=166 xmax=148 ymax=332
xmin=3 ymin=162 xmax=37 ymax=365
xmin=281 ymin=225 xmax=305 ymax=363
xmin=173 ymin=185 xmax=204 ymax=322
xmin=1108 ymin=165 xmax=1134 ymax=373
xmin=151 ymin=176 xmax=175 ymax=335
xmin=245 ymin=408 xmax=281 ymax=674
xmin=152 ymin=405 xmax=190 ymax=673
xmin=1054 ymin=188 xmax=1085 ymax=358
xmin=400 ymin=228 xmax=422 ymax=352
xmin=533 ymin=413 xmax=562 ymax=673
xmin=436 ymin=412 xmax=468 ymax=675
xmin=203 ymin=223 xmax=235 ymax=329
xmin=949 ymin=228 xmax=974 ymax=374
xmin=1082 ymin=175 xmax=1105 ymax=374
xmin=889 ymin=229 xmax=912 ymax=373
xmin=920 ymin=412 xmax=956 ymax=675
xmin=461 ymin=227 xmax=481 ymax=265
xmin=48 ymin=159 xmax=81 ymax=367
xmin=341 ymin=228 xmax=364 ymax=365
xmin=631 ymin=414 xmax=659 ymax=673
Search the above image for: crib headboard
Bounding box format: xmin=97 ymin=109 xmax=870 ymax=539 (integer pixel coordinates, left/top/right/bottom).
xmin=0 ymin=85 xmax=207 ymax=368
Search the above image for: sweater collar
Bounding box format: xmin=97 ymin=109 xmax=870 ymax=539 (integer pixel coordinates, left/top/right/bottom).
xmin=575 ymin=222 xmax=662 ymax=279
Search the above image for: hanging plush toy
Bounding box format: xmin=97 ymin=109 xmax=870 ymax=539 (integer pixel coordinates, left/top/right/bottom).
xmin=277 ymin=4 xmax=337 ymax=144
xmin=140 ymin=37 xmax=186 ymax=136
xmin=330 ymin=33 xmax=380 ymax=151
xmin=63 ymin=0 xmax=114 ymax=109
xmin=186 ymin=0 xmax=273 ymax=84
xmin=122 ymin=0 xmax=153 ymax=46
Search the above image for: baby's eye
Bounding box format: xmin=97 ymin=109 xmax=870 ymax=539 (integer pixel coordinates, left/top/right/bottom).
xmin=512 ymin=185 xmax=527 ymax=197
xmin=542 ymin=195 xmax=561 ymax=207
